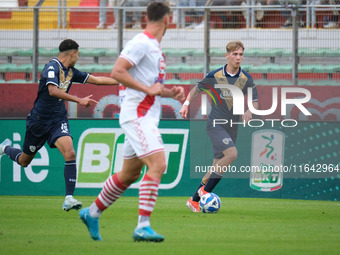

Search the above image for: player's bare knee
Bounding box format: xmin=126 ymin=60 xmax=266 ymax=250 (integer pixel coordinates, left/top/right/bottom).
xmin=64 ymin=150 xmax=76 ymax=161
xmin=158 ymin=161 xmax=167 ymax=173
xmin=225 ymin=148 xmax=238 ymax=163
xmin=229 ymin=149 xmax=238 ymax=162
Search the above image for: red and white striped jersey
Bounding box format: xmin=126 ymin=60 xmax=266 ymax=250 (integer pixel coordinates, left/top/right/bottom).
xmin=119 ymin=31 xmax=166 ymax=125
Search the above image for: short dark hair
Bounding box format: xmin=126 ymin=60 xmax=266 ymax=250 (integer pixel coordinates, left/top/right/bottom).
xmin=59 ymin=39 xmax=79 ymax=52
xmin=147 ymin=2 xmax=170 ymax=22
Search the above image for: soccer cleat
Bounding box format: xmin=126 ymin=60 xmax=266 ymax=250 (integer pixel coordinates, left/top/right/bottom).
xmin=63 ymin=196 xmax=82 ymax=211
xmin=79 ymin=207 xmax=102 ymax=241
xmin=198 ymin=186 xmax=208 ymax=198
xmin=186 ymin=198 xmax=200 ymax=212
xmin=0 ymin=139 xmax=12 ymax=155
xmin=133 ymin=226 xmax=164 ymax=242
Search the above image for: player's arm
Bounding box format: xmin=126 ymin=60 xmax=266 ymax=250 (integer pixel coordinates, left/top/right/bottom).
xmin=242 ymin=101 xmax=258 ymax=123
xmin=48 ymin=84 xmax=98 ymax=107
xmin=160 ymin=86 xmax=185 ymax=101
xmin=86 ymin=74 xmax=119 ymax=85
xmin=179 ymin=87 xmax=201 ymax=119
xmin=243 ymin=79 xmax=259 ymax=122
xmin=111 ymin=57 xmax=162 ymax=96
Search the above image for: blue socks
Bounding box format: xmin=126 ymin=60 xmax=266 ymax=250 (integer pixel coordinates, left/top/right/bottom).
xmin=192 ymin=182 xmax=205 ymax=202
xmin=64 ymin=160 xmax=77 ymax=196
xmin=4 ymin=146 xmax=22 ymax=164
xmin=204 ymin=171 xmax=223 ymax=192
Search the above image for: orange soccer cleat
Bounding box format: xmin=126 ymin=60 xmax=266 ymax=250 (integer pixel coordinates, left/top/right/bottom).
xmin=198 ymin=186 xmax=208 ymax=198
xmin=186 ymin=198 xmax=200 ymax=212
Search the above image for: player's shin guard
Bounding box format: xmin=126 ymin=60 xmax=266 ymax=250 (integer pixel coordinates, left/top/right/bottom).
xmin=95 ymin=173 xmax=129 ymax=211
xmin=64 ymin=160 xmax=77 ymax=196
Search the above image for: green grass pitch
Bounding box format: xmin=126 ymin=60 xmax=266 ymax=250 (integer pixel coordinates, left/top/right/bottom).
xmin=0 ymin=196 xmax=339 ymax=255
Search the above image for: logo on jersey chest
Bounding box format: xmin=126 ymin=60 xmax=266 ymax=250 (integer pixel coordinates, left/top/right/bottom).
xmin=157 ymin=57 xmax=166 ymax=83
xmin=59 ymin=67 xmax=73 ymax=93
xmin=159 ymin=58 xmax=166 ymax=74
xmin=214 ymin=71 xmax=248 ymax=111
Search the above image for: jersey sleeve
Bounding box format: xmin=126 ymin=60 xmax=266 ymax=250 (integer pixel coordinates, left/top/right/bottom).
xmin=246 ymin=77 xmax=258 ymax=102
xmin=196 ymin=72 xmax=215 ymax=91
xmin=42 ymin=63 xmax=59 ymax=87
xmin=72 ymin=68 xmax=90 ymax=84
xmin=120 ymin=40 xmax=147 ymax=66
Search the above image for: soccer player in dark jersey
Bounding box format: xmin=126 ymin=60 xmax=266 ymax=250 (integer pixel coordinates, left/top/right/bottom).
xmin=180 ymin=40 xmax=259 ymax=212
xmin=0 ymin=39 xmax=119 ymax=211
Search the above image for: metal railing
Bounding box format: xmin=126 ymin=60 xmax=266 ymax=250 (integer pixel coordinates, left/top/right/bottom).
xmin=0 ymin=2 xmax=339 ymax=84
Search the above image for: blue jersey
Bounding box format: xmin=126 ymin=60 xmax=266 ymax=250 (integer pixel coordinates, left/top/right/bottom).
xmin=30 ymin=58 xmax=89 ymax=120
xmin=197 ymin=64 xmax=258 ymax=126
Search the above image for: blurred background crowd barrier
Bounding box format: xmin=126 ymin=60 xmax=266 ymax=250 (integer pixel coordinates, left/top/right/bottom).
xmin=0 ymin=0 xmax=339 ymax=85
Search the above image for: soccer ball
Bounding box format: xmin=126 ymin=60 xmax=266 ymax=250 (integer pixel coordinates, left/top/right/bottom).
xmin=199 ymin=193 xmax=221 ymax=213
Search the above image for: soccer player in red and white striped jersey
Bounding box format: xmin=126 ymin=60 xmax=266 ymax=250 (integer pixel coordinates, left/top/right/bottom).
xmin=79 ymin=1 xmax=184 ymax=242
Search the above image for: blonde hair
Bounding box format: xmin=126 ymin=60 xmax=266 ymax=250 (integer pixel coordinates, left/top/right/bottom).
xmin=226 ymin=41 xmax=245 ymax=53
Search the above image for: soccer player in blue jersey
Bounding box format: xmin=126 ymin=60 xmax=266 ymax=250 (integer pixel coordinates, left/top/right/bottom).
xmin=0 ymin=39 xmax=118 ymax=211
xmin=180 ymin=40 xmax=259 ymax=212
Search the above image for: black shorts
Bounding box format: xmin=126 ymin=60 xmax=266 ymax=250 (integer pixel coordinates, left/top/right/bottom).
xmin=23 ymin=115 xmax=72 ymax=155
xmin=206 ymin=124 xmax=238 ymax=159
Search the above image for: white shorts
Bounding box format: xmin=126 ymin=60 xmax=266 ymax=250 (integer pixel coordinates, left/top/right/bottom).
xmin=121 ymin=117 xmax=164 ymax=159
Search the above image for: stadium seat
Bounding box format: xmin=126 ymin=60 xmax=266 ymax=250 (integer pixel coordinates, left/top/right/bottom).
xmin=4 ymin=79 xmax=32 ymax=83
xmin=163 ymin=48 xmax=194 ymax=57
xmin=164 ymin=79 xmax=191 ymax=85
xmin=191 ymin=49 xmax=204 ymax=57
xmin=0 ymin=64 xmax=32 ymax=72
xmin=311 ymin=48 xmax=327 ymax=57
xmin=181 ymin=65 xmax=204 ymax=73
xmin=281 ymin=49 xmax=292 ymax=57
xmin=297 ymin=80 xmax=314 ymax=86
xmin=210 ymin=48 xmax=225 ymax=57
xmin=0 ymin=64 xmax=17 ymax=72
xmin=39 ymin=64 xmax=46 ymax=72
xmin=298 ymin=65 xmax=315 ymax=73
xmin=323 ymin=48 xmax=340 ymax=57
xmin=313 ymin=65 xmax=336 ymax=73
xmin=298 ymin=48 xmax=314 ymax=57
xmin=39 ymin=48 xmax=59 ymax=57
xmin=243 ymin=48 xmax=258 ymax=57
xmin=0 ymin=48 xmax=20 ymax=63
xmin=249 ymin=64 xmax=272 ymax=73
xmin=18 ymin=49 xmax=33 ymax=57
xmin=240 ymin=64 xmax=253 ymax=72
xmin=313 ymin=80 xmax=340 ymax=86
xmin=254 ymin=79 xmax=271 ymax=85
xmin=166 ymin=64 xmax=204 ymax=74
xmin=104 ymin=49 xmax=118 ymax=57
xmin=0 ymin=48 xmax=19 ymax=57
xmin=75 ymin=64 xmax=96 ymax=73
xmin=93 ymin=64 xmax=113 ymax=73
xmin=268 ymin=79 xmax=294 ymax=86
xmin=12 ymin=64 xmax=33 ymax=72
xmin=270 ymin=65 xmax=292 ymax=73
xmin=80 ymin=48 xmax=106 ymax=63
xmin=256 ymin=48 xmax=283 ymax=58
xmin=209 ymin=64 xmax=223 ymax=71
xmin=166 ymin=64 xmax=186 ymax=73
